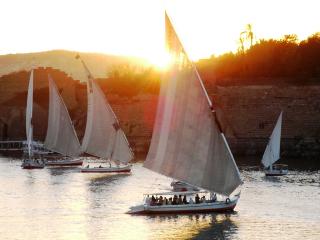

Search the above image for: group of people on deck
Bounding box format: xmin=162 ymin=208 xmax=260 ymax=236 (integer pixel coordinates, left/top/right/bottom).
xmin=146 ymin=193 xmax=217 ymax=206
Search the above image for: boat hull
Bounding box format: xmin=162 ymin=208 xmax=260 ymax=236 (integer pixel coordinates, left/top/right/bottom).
xmin=21 ymin=161 xmax=45 ymax=169
xmin=81 ymin=165 xmax=131 ymax=173
xmin=265 ymin=170 xmax=288 ymax=176
xmin=128 ymin=200 xmax=237 ymax=215
xmin=46 ymin=159 xmax=83 ymax=166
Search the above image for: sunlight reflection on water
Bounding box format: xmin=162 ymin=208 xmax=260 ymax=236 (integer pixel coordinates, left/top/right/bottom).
xmin=0 ymin=157 xmax=319 ymax=240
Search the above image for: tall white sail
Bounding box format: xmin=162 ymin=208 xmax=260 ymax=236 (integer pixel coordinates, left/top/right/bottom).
xmin=26 ymin=70 xmax=34 ymax=157
xmin=144 ymin=12 xmax=242 ymax=196
xmin=261 ymin=112 xmax=283 ymax=168
xmin=81 ymin=74 xmax=133 ymax=164
xmin=44 ymin=75 xmax=82 ymax=157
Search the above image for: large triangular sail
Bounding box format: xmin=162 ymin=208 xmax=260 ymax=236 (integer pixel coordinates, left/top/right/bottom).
xmin=144 ymin=12 xmax=242 ymax=196
xmin=81 ymin=65 xmax=133 ymax=164
xmin=26 ymin=70 xmax=34 ymax=157
xmin=261 ymin=112 xmax=282 ymax=168
xmin=44 ymin=75 xmax=82 ymax=157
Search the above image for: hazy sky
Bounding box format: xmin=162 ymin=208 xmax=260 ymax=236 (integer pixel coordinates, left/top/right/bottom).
xmin=1 ymin=0 xmax=319 ymax=65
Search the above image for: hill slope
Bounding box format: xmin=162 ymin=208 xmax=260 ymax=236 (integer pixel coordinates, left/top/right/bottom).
xmin=0 ymin=50 xmax=148 ymax=81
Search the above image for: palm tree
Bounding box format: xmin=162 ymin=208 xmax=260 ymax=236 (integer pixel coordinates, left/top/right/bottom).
xmin=238 ymin=24 xmax=254 ymax=54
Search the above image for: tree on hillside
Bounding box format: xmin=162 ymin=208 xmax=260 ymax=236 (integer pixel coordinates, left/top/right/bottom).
xmin=197 ymin=32 xmax=320 ymax=85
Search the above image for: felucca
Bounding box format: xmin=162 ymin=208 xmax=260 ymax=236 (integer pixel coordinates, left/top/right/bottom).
xmin=128 ymin=12 xmax=242 ymax=214
xmin=262 ymin=111 xmax=288 ymax=176
xmin=77 ymin=55 xmax=134 ymax=173
xmin=21 ymin=70 xmax=45 ymax=169
xmin=44 ymin=75 xmax=83 ymax=166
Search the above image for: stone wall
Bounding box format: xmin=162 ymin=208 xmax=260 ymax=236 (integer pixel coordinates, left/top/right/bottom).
xmin=210 ymin=85 xmax=320 ymax=158
xmin=1 ymin=68 xmax=319 ymax=159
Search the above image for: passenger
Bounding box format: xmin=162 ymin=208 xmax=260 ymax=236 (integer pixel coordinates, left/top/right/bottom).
xmin=183 ymin=195 xmax=187 ymax=204
xmin=195 ymin=194 xmax=200 ymax=204
xmin=178 ymin=195 xmax=183 ymax=205
xmin=145 ymin=195 xmax=151 ymax=205
xmin=173 ymin=195 xmax=178 ymax=205
xmin=158 ymin=196 xmax=164 ymax=205
xmin=210 ymin=193 xmax=217 ymax=202
xmin=86 ymin=164 xmax=90 ymax=168
xmin=151 ymin=195 xmax=156 ymax=206
xmin=99 ymin=165 xmax=102 ymax=168
xmin=164 ymin=197 xmax=168 ymax=205
xmin=168 ymin=197 xmax=173 ymax=205
xmin=201 ymin=195 xmax=206 ymax=203
xmin=189 ymin=197 xmax=194 ymax=204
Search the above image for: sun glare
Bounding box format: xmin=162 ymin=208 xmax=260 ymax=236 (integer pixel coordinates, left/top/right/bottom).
xmin=146 ymin=51 xmax=172 ymax=70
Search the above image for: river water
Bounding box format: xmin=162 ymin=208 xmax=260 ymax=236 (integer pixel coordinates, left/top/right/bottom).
xmin=0 ymin=157 xmax=319 ymax=240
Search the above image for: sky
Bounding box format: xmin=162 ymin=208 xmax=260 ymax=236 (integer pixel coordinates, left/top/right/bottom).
xmin=0 ymin=0 xmax=319 ymax=66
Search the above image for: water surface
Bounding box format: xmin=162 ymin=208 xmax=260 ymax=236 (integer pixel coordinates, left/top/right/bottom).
xmin=0 ymin=157 xmax=319 ymax=239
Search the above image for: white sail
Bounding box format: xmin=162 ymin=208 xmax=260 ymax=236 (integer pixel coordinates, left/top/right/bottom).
xmin=81 ymin=75 xmax=133 ymax=164
xmin=26 ymin=70 xmax=34 ymax=157
xmin=261 ymin=111 xmax=283 ymax=168
xmin=144 ymin=12 xmax=242 ymax=196
xmin=111 ymin=129 xmax=134 ymax=164
xmin=44 ymin=75 xmax=82 ymax=157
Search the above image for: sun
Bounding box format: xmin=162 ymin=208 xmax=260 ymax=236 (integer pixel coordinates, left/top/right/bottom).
xmin=146 ymin=51 xmax=172 ymax=70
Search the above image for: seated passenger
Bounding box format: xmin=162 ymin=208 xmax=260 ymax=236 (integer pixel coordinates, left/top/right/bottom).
xmin=183 ymin=195 xmax=187 ymax=204
xmin=158 ymin=196 xmax=164 ymax=205
xmin=151 ymin=195 xmax=156 ymax=206
xmin=145 ymin=195 xmax=151 ymax=205
xmin=210 ymin=193 xmax=217 ymax=202
xmin=195 ymin=194 xmax=200 ymax=204
xmin=173 ymin=195 xmax=178 ymax=205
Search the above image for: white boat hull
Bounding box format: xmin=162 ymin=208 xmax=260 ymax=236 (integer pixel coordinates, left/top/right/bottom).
xmin=46 ymin=159 xmax=83 ymax=166
xmin=81 ymin=165 xmax=131 ymax=173
xmin=265 ymin=169 xmax=288 ymax=176
xmin=128 ymin=199 xmax=238 ymax=214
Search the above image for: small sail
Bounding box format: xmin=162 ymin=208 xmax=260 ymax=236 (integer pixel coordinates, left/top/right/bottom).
xmin=112 ymin=129 xmax=134 ymax=164
xmin=44 ymin=75 xmax=82 ymax=157
xmin=26 ymin=70 xmax=34 ymax=157
xmin=261 ymin=112 xmax=283 ymax=168
xmin=81 ymin=75 xmax=133 ymax=164
xmin=144 ymin=12 xmax=242 ymax=196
